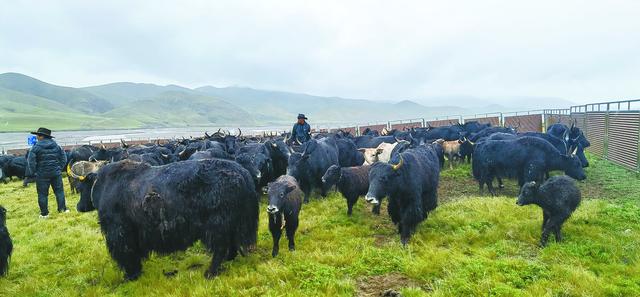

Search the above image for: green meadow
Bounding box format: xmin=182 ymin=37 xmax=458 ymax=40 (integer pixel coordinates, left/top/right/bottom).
xmin=0 ymin=155 xmax=639 ymax=296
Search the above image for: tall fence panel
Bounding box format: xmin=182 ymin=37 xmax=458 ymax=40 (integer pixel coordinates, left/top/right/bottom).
xmin=391 ymin=121 xmax=423 ymax=131
xmin=427 ymin=119 xmax=459 ymax=127
xmin=504 ymin=114 xmax=542 ymax=132
xmin=464 ymin=116 xmax=500 ymax=127
xmin=606 ymin=112 xmax=640 ymax=170
xmin=359 ymin=124 xmax=388 ymax=135
xmin=585 ymin=112 xmax=607 ymax=156
xmin=544 ymin=114 xmax=572 ymax=129
xmin=337 ymin=126 xmax=357 ymax=135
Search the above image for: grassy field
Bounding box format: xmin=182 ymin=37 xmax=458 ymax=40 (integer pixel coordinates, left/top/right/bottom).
xmin=0 ymin=155 xmax=639 ymax=296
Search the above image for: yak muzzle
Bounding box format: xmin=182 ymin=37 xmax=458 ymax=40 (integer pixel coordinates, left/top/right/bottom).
xmin=365 ymin=194 xmax=379 ymax=205
xmin=267 ymin=205 xmax=279 ymax=214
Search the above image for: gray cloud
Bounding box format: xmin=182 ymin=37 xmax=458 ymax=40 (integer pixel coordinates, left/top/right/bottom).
xmin=1 ymin=0 xmax=639 ymax=105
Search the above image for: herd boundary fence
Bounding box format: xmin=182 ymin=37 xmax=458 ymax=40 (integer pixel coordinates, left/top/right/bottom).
xmin=5 ymin=100 xmax=639 ymax=172
xmin=328 ymin=99 xmax=640 ymax=172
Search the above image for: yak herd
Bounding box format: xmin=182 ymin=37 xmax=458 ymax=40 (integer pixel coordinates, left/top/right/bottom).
xmin=0 ymin=122 xmax=589 ymax=280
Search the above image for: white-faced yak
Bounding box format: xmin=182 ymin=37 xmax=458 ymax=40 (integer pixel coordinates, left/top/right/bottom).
xmin=365 ymin=145 xmax=441 ymax=245
xmin=90 ymin=159 xmax=259 ymax=280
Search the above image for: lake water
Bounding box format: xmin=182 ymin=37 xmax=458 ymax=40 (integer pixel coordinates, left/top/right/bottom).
xmin=0 ymin=126 xmax=290 ymax=151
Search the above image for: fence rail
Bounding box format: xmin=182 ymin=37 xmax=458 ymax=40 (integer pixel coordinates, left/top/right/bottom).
xmin=5 ymin=99 xmax=640 ymax=172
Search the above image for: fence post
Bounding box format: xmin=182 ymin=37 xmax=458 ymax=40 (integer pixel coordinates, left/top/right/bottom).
xmin=604 ymin=108 xmax=610 ymax=160
xmin=637 ymin=112 xmax=640 ymax=172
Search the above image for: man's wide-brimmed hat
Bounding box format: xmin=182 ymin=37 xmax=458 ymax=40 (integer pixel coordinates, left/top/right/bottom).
xmin=30 ymin=127 xmax=54 ymax=138
xmin=297 ymin=114 xmax=308 ymax=120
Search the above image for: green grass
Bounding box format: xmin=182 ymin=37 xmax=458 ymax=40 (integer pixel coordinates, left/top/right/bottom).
xmin=0 ymin=154 xmax=639 ymax=296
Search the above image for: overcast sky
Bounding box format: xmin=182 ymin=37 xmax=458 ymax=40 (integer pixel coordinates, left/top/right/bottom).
xmin=1 ymin=0 xmax=639 ymax=104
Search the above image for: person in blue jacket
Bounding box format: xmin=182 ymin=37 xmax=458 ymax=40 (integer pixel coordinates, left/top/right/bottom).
xmin=26 ymin=127 xmax=68 ymax=218
xmin=291 ymin=114 xmax=311 ymax=144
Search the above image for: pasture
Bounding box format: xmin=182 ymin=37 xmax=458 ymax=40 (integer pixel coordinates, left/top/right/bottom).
xmin=0 ymin=155 xmax=639 ymax=296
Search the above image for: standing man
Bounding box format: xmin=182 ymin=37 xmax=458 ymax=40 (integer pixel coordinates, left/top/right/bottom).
xmin=291 ymin=114 xmax=311 ymax=144
xmin=26 ymin=127 xmax=68 ymax=218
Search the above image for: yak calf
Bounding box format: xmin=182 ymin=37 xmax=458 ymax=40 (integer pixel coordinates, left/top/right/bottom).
xmin=267 ymin=175 xmax=303 ymax=257
xmin=322 ymin=164 xmax=371 ymax=215
xmin=517 ymin=176 xmax=581 ymax=247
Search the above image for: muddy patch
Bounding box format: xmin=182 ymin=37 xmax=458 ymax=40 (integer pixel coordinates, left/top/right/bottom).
xmin=357 ymin=273 xmax=425 ymax=297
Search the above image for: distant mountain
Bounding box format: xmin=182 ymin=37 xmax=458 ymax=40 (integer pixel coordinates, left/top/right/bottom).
xmin=0 ymin=72 xmax=572 ymax=132
xmin=195 ymin=86 xmax=470 ymax=124
xmin=102 ymin=91 xmax=255 ymax=127
xmin=0 ymin=72 xmax=113 ymax=113
xmin=83 ymin=82 xmax=194 ymax=107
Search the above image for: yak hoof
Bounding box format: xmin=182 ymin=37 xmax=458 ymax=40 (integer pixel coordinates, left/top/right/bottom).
xmin=288 ymin=246 xmax=295 ymax=252
xmin=125 ymin=271 xmax=142 ymax=281
xmin=272 ymin=250 xmax=279 ymax=258
xmin=204 ymin=269 xmax=220 ymax=279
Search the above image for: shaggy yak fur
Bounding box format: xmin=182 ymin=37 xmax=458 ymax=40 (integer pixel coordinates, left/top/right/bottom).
xmin=517 ymin=176 xmax=581 ymax=247
xmin=365 ymin=145 xmax=440 ymax=245
xmin=287 ymin=137 xmax=339 ymax=203
xmin=0 ymin=206 xmax=12 ymax=277
xmin=266 ymin=175 xmax=303 ymax=257
xmin=472 ymin=137 xmax=586 ymax=196
xmin=322 ymin=164 xmax=371 ymax=215
xmin=90 ymin=159 xmax=259 ymax=280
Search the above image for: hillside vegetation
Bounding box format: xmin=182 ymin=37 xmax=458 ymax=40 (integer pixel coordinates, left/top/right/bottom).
xmin=0 ymin=72 xmax=474 ymax=132
xmin=0 ymin=155 xmax=638 ymax=296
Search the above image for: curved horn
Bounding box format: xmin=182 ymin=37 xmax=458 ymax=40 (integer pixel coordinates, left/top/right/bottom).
xmin=120 ymin=139 xmax=128 ymax=148
xmin=205 ymin=131 xmax=210 ymax=138
xmin=391 ymin=154 xmax=404 ymax=171
xmin=66 ymin=164 xmax=86 ymax=181
xmin=237 ymin=128 xmax=242 ymax=137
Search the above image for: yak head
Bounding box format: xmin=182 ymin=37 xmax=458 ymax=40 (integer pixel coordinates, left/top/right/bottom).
xmin=516 ymin=181 xmax=539 ymax=206
xmin=358 ymin=147 xmax=383 ymax=165
xmin=286 ymin=140 xmax=318 ymax=180
xmin=365 ymin=154 xmax=403 ymax=205
xmin=561 ymin=154 xmax=587 ymax=181
xmin=235 ymin=154 xmax=262 ymax=188
xmin=321 ymin=164 xmax=341 ymax=189
xmin=266 ymin=180 xmax=297 ymax=214
xmin=265 ymin=139 xmax=291 ymax=161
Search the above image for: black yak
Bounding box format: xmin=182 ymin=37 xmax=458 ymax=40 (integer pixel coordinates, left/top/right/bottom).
xmin=547 ymin=123 xmax=590 ymax=168
xmin=266 ymin=175 xmax=303 ymax=257
xmin=365 ymin=145 xmax=440 ymax=245
xmin=0 ymin=206 xmax=12 ymax=277
xmin=335 ymin=138 xmax=365 ymax=167
xmin=517 ymin=176 xmax=581 ymax=247
xmin=322 ymin=164 xmax=371 ymax=215
xmin=287 ymin=138 xmax=339 ymax=203
xmin=90 ymin=159 xmax=259 ymax=280
xmin=472 ymin=137 xmax=586 ymax=196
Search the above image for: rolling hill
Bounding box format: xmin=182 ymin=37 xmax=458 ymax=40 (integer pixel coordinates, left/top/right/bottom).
xmin=0 ymin=72 xmax=539 ymax=132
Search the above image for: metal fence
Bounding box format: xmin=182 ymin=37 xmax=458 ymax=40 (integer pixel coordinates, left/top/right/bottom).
xmin=329 ymin=99 xmax=640 ymax=172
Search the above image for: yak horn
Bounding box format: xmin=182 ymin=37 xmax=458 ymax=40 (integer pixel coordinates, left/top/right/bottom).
xmin=391 ymin=155 xmax=404 ymax=171
xmin=67 ymin=164 xmax=85 ymax=181
xmin=237 ymin=128 xmax=242 ymax=137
